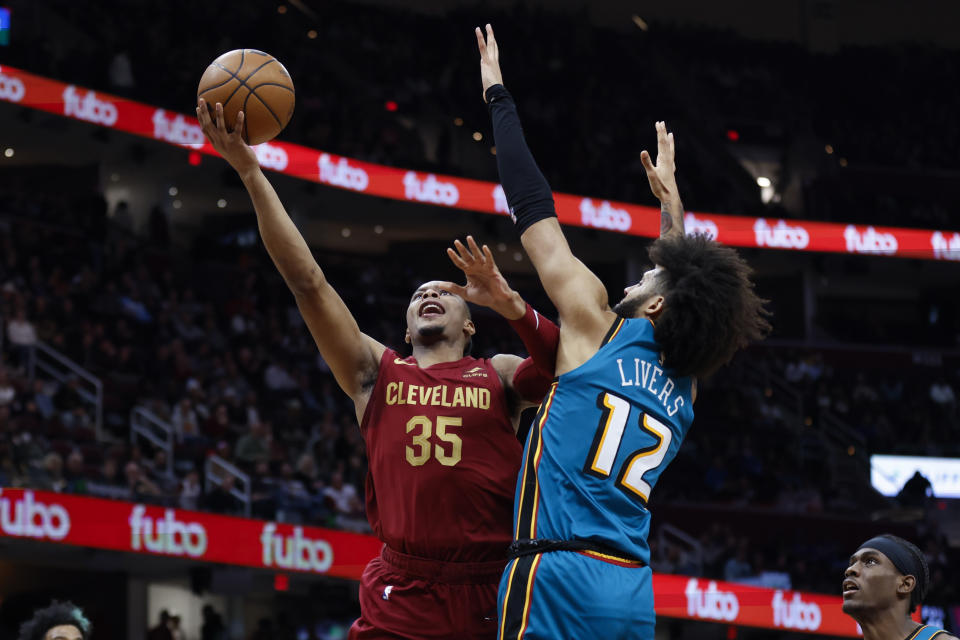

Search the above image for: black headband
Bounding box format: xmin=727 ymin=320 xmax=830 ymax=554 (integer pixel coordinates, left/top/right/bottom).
xmin=857 ymin=536 xmax=922 ymax=580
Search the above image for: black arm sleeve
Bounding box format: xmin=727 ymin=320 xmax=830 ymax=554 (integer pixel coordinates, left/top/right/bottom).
xmin=486 ymin=84 xmax=558 ymax=234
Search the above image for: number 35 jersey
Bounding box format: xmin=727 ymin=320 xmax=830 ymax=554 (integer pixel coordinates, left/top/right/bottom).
xmin=515 ymin=317 xmax=695 ymax=565
xmin=360 ymin=348 xmax=522 ymax=563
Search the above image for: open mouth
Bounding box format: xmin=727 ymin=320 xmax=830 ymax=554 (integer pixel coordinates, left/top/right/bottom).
xmin=418 ymin=301 xmax=445 ymax=318
xmin=842 ymin=580 xmax=859 ymax=597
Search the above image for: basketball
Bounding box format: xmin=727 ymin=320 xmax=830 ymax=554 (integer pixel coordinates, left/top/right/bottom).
xmin=197 ymin=49 xmax=295 ymax=145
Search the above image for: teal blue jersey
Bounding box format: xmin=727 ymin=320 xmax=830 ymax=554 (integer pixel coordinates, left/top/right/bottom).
xmin=513 ymin=316 xmax=695 ymax=564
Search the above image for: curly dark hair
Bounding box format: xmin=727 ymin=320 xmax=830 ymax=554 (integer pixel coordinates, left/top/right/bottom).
xmin=647 ymin=234 xmax=771 ymax=378
xmin=17 ymin=601 xmax=92 ymax=640
xmin=878 ymin=534 xmax=930 ymax=614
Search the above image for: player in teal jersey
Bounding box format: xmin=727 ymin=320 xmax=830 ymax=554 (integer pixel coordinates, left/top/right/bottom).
xmin=463 ymin=25 xmax=772 ymax=639
xmin=844 ymin=535 xmax=957 ymax=640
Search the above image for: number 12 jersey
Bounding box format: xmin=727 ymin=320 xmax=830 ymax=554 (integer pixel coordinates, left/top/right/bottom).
xmin=514 ymin=317 xmax=695 ymax=564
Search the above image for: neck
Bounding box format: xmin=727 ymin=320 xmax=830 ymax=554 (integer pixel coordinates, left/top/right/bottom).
xmin=855 ymin=608 xmax=918 ymax=640
xmin=410 ymin=339 xmax=466 ymax=368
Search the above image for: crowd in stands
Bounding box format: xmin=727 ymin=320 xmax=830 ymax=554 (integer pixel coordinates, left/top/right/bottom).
xmin=11 ymin=1 xmax=960 ymax=230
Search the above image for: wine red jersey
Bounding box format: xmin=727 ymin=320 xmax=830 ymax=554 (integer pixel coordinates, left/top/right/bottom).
xmin=360 ymin=348 xmax=522 ymax=563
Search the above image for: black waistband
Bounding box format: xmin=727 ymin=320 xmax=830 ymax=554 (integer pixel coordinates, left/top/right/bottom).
xmin=508 ymin=538 xmax=646 ymax=566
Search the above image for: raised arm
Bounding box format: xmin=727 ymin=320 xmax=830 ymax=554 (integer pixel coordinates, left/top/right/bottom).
xmin=641 ymin=121 xmax=685 ymax=240
xmin=197 ymin=100 xmax=384 ymax=402
xmin=435 ymin=235 xmax=559 ymax=408
xmin=477 ymin=25 xmax=612 ymax=340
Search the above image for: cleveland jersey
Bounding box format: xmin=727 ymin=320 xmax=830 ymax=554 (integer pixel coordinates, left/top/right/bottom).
xmin=360 ymin=348 xmax=522 ymax=563
xmin=514 ymin=317 xmax=694 ymax=564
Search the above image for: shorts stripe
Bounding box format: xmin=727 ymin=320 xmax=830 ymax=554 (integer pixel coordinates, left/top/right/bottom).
xmin=499 ymin=554 xmax=540 ymax=640
xmin=515 ymin=383 xmax=557 ymax=539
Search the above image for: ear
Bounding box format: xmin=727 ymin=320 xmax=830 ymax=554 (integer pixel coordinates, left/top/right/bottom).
xmin=898 ymin=574 xmax=916 ymax=597
xmin=644 ymin=295 xmax=665 ymax=319
xmin=404 ymin=327 xmax=411 ymax=345
xmin=463 ymin=318 xmax=476 ymax=338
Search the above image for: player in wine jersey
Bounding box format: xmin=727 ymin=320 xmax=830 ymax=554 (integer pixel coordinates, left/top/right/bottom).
xmin=197 ymin=101 xmax=560 ymax=639
xmin=471 ymin=26 xmax=772 ymax=639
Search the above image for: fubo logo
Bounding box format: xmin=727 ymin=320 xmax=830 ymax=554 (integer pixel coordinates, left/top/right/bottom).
xmin=772 ymin=591 xmax=822 ymax=631
xmin=0 ymin=489 xmax=71 ymax=540
xmin=403 ymin=172 xmax=459 ymax=206
xmin=318 ymin=154 xmax=369 ymax=192
xmin=931 ymin=231 xmax=960 ymax=261
xmin=844 ymin=225 xmax=898 ymax=255
xmin=580 ymin=198 xmax=632 ymax=232
xmin=63 ymin=86 xmax=118 ymax=126
xmin=753 ymin=219 xmax=809 ymax=249
xmin=260 ymin=523 xmax=334 ymax=573
xmin=254 ymin=142 xmax=289 ymax=171
xmin=684 ymin=213 xmax=718 ymax=240
xmin=152 ymin=109 xmax=204 ymax=148
xmin=129 ymin=505 xmax=208 ymax=557
xmin=685 ymin=579 xmax=739 ymax=622
xmin=0 ymin=72 xmax=25 ymax=103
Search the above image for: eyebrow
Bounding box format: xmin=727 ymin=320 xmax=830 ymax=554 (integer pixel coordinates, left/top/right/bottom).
xmin=849 ymin=550 xmax=879 ymax=565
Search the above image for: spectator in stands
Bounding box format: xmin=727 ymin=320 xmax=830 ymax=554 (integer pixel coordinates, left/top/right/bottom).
xmin=31 ymin=451 xmax=66 ymax=492
xmin=234 ymin=421 xmax=270 ymax=468
xmin=275 ymin=461 xmax=313 ymax=524
xmin=724 ymin=539 xmax=754 ymax=583
xmin=54 ymin=377 xmax=89 ymax=430
xmin=249 ymin=460 xmax=277 ymax=520
xmin=31 ymin=380 xmax=56 ymax=420
xmin=203 ymin=474 xmax=239 ymax=515
xmin=6 ymin=307 xmax=38 ymax=368
xmin=64 ymin=449 xmax=88 ymax=494
xmin=204 ymin=403 xmax=233 ymax=441
xmin=178 ymin=469 xmax=202 ymax=511
xmin=171 ymin=397 xmax=200 ymax=443
xmin=87 ymin=457 xmax=129 ymax=500
xmin=323 ymin=470 xmax=367 ymax=533
xmin=124 ymin=460 xmax=162 ymax=504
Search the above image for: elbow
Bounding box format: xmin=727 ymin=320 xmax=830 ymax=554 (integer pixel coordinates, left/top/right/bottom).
xmin=288 ymin=267 xmax=326 ymax=296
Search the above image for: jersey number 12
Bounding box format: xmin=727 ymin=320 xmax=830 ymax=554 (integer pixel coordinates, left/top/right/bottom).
xmin=583 ymin=391 xmax=672 ymax=505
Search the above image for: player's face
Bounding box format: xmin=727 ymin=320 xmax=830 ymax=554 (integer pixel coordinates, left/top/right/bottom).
xmin=44 ymin=625 xmax=83 ymax=640
xmin=612 ymin=267 xmax=664 ymax=318
xmin=842 ymin=548 xmax=910 ymax=616
xmin=405 ymin=282 xmax=474 ymax=347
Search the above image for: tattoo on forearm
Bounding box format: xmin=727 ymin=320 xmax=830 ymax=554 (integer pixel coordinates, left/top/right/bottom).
xmin=660 ymin=204 xmax=673 ymax=235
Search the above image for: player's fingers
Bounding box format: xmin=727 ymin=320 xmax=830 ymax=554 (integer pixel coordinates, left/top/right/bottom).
xmin=234 ymin=111 xmax=245 ymax=140
xmin=668 ymin=131 xmax=675 ymax=158
xmin=476 ymin=27 xmax=486 ymax=54
xmin=640 ymin=150 xmax=655 ymax=173
xmin=446 ymin=247 xmax=469 ymax=271
xmin=453 ymin=239 xmax=475 ymax=265
xmin=487 ymin=24 xmax=498 ymax=58
xmin=215 ymin=103 xmax=226 ymax=132
xmin=466 ymin=236 xmax=485 ymax=264
xmin=481 ymin=244 xmax=497 ymax=265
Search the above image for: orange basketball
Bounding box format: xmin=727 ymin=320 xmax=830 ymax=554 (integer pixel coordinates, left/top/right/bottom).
xmin=197 ymin=49 xmax=295 ymax=145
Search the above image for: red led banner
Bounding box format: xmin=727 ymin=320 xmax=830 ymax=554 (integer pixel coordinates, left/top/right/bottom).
xmin=1 ymin=488 xmax=932 ymax=635
xmin=1 ymin=63 xmax=958 ymax=261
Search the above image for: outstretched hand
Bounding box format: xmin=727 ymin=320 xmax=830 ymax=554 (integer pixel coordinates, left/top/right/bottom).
xmin=196 ymin=98 xmax=259 ymax=178
xmin=437 ymin=236 xmax=525 ymax=320
xmin=640 ymin=121 xmax=678 ymax=203
xmin=476 ymin=24 xmax=504 ymax=102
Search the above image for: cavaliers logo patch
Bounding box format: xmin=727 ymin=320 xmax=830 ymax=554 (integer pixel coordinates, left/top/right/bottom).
xmin=462 ymin=366 xmax=488 ymax=379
